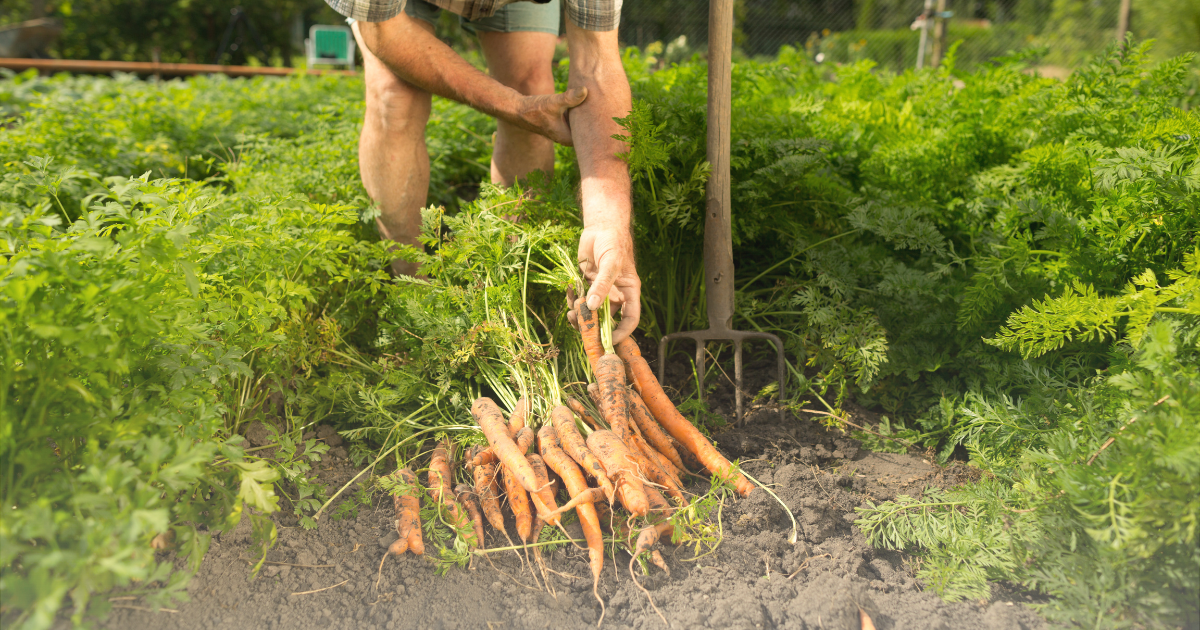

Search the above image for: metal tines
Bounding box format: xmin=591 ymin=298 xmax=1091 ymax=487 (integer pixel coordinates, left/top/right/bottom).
xmin=656 ymin=0 xmax=785 ymax=425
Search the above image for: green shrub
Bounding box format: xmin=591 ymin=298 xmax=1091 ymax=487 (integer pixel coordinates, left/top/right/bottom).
xmin=0 ymin=72 xmax=491 ymax=629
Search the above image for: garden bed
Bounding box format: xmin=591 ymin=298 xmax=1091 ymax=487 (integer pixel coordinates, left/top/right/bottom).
xmin=94 ymin=358 xmax=1047 ymax=630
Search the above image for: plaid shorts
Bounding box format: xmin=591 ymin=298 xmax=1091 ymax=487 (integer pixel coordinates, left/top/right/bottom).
xmin=328 ymin=0 xmax=621 ymax=31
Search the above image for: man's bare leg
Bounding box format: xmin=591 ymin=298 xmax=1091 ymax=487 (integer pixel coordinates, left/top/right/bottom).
xmin=477 ymin=31 xmax=558 ymax=186
xmin=353 ymin=16 xmax=435 ymax=277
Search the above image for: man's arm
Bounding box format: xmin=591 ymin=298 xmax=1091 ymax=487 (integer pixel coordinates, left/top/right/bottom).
xmin=566 ymin=22 xmax=641 ymax=343
xmin=356 ymin=17 xmax=585 ymax=145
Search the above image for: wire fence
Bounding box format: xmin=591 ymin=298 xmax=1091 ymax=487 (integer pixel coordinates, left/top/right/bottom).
xmin=618 ymin=0 xmax=1191 ymax=74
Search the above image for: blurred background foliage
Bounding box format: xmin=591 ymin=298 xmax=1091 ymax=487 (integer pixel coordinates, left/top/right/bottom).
xmin=1 ymin=0 xmax=1195 ymax=74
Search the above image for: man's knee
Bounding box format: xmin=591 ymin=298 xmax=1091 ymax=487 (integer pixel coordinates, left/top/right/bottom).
xmin=365 ymin=73 xmax=431 ymax=133
xmin=504 ymin=67 xmax=555 ymax=97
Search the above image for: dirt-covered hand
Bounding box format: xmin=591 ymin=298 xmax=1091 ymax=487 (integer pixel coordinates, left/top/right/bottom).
xmin=513 ymin=87 xmax=588 ymax=146
xmin=577 ymin=225 xmax=641 ymax=344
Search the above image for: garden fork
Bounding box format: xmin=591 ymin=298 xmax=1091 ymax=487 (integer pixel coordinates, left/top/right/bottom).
xmin=657 ymin=0 xmax=786 ymax=425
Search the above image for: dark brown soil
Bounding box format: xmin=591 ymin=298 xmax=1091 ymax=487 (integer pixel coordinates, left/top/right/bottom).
xmin=91 ymin=423 xmax=1045 ymax=629
xmin=89 ymin=349 xmax=1048 ymax=630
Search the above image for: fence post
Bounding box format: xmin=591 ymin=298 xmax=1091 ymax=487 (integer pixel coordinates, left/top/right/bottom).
xmin=1116 ymin=0 xmax=1132 ymax=43
xmin=916 ymin=0 xmax=933 ymax=69
xmin=931 ymin=0 xmax=948 ymax=67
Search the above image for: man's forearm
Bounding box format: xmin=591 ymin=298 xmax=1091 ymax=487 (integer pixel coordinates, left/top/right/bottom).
xmin=565 ymin=23 xmax=633 ymax=230
xmin=357 ymin=19 xmax=521 ymax=122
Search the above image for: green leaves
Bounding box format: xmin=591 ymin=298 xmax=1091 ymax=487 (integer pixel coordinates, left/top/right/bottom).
xmin=987 ymin=262 xmax=1200 ymax=358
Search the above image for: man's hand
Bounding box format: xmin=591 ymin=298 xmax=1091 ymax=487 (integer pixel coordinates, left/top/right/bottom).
xmin=513 ymin=88 xmax=587 ymax=146
xmin=578 ymin=224 xmax=641 ymax=343
xmin=356 ymin=17 xmax=586 ymax=147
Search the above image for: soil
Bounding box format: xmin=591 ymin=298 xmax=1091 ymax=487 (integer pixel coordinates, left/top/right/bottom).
xmin=89 ymin=350 xmax=1049 ymax=630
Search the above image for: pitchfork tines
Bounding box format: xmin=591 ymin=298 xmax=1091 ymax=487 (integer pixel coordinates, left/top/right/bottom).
xmin=656 ymin=0 xmax=785 ymax=425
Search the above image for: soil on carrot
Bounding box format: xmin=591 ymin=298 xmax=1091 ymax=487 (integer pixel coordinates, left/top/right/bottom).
xmin=91 ymin=351 xmax=1047 ymax=630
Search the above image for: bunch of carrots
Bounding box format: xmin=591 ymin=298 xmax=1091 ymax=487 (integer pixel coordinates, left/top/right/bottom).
xmin=382 ymin=298 xmax=755 ymax=621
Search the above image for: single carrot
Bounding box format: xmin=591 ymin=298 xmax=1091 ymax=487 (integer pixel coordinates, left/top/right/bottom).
xmin=549 ymin=405 xmax=616 ymax=502
xmin=468 ymin=445 xmax=498 ymax=470
xmin=576 ymin=298 xmax=604 ymax=375
xmin=387 ymin=468 xmax=424 ymax=556
xmin=471 ymin=397 xmax=556 ymax=517
xmin=537 ymin=424 xmax=606 ymax=620
xmin=650 ymin=550 xmax=670 ymax=576
xmin=525 ymin=453 xmax=560 ymax=524
xmin=586 ymin=429 xmax=649 ymax=517
xmin=530 ymin=514 xmax=545 ymax=546
xmin=566 ymin=396 xmax=601 ymax=430
xmin=615 ymin=339 xmax=756 ymax=496
xmin=619 ymin=334 xmax=644 ymax=357
xmin=635 ymin=520 xmax=675 ymax=557
xmin=590 ymin=359 xmax=636 ymax=438
xmin=455 ymin=483 xmax=487 ymax=550
xmin=427 ymin=439 xmax=455 ymax=505
xmin=503 ymin=463 xmax=533 ymax=542
xmin=627 ymin=387 xmax=688 ymax=474
xmin=508 ymin=397 xmax=530 ymax=435
xmin=428 ymin=439 xmax=476 ymax=547
xmin=473 ymin=463 xmax=505 ymax=533
xmin=644 ymin=485 xmax=672 ymax=514
xmin=673 ymin=435 xmax=705 ymax=472
xmin=514 ymin=426 xmax=534 ymax=455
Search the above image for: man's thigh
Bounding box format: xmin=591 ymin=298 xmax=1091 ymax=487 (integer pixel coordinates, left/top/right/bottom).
xmin=352 ymin=12 xmax=436 ymax=108
xmin=470 ymin=1 xmax=560 ymax=92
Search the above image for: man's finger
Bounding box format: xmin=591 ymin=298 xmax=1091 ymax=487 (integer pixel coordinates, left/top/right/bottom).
xmin=611 ymin=292 xmax=641 ymax=345
xmin=561 ymin=86 xmax=588 ymax=109
xmin=586 ymin=264 xmax=618 ymax=312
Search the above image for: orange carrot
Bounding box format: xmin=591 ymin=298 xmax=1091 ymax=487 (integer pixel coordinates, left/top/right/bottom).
xmin=592 ymin=499 xmax=630 ymax=538
xmin=566 ymin=396 xmax=601 ymax=430
xmin=673 ymin=435 xmax=705 ymax=471
xmin=536 ymin=486 xmax=606 ymax=523
xmin=471 ymin=397 xmax=556 ymax=517
xmin=627 ymin=387 xmax=689 ymax=473
xmin=549 ymin=405 xmax=616 ymax=502
xmin=615 ymin=339 xmax=756 ymax=496
xmin=644 ymin=485 xmax=672 ymax=514
xmin=454 ymin=483 xmax=487 ymax=550
xmin=469 ymin=445 xmax=498 ymax=470
xmin=650 ymin=550 xmax=670 ymax=576
xmin=503 ymin=463 xmax=533 ymax=542
xmin=586 ymin=429 xmax=649 ymax=517
xmin=591 ymin=360 xmax=687 ymax=504
xmin=537 ymin=424 xmax=606 ymax=619
xmin=473 ymin=463 xmax=505 ymax=533
xmin=428 ymin=439 xmax=476 ymax=547
xmin=635 ymin=431 xmax=685 ymax=490
xmin=525 ymin=453 xmax=560 ymax=524
xmin=508 ymin=397 xmax=530 ymax=435
xmin=513 ymin=426 xmax=534 ymax=455
xmin=589 ymin=363 xmax=635 ymax=442
xmin=635 ymin=520 xmax=675 ymax=557
xmin=628 ymin=438 xmax=687 ymax=505
xmin=427 ymin=439 xmax=455 ymax=505
xmin=387 ymin=468 xmax=424 ymax=556
xmin=576 ymin=298 xmax=604 ymax=375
